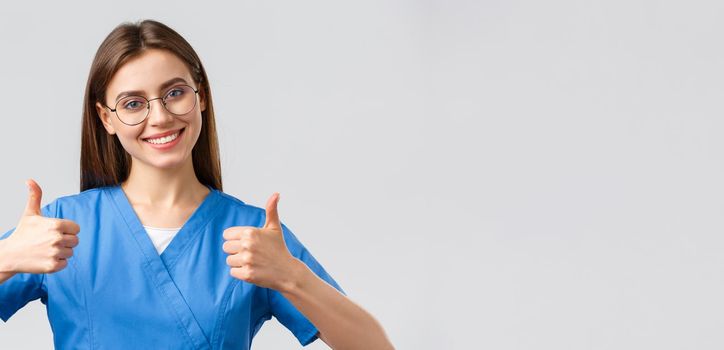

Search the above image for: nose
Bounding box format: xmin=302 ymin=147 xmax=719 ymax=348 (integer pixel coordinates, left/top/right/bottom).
xmin=146 ymin=98 xmax=175 ymax=126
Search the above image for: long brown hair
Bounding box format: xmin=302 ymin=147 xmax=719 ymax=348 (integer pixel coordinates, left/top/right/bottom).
xmin=80 ymin=19 xmax=222 ymax=192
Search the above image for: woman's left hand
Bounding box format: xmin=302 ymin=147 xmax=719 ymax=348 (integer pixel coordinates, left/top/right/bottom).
xmin=222 ymin=193 xmax=301 ymax=292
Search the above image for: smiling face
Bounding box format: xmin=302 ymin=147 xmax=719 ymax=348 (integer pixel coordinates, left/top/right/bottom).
xmin=95 ymin=48 xmax=206 ymax=171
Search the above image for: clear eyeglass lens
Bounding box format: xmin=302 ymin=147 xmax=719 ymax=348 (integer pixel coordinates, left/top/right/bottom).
xmin=115 ymin=85 xmax=197 ymax=125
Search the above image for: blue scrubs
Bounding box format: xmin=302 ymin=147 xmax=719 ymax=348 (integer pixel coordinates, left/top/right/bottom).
xmin=0 ymin=185 xmax=345 ymax=349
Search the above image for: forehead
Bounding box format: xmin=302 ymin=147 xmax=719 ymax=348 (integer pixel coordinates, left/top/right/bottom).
xmin=106 ymin=48 xmax=193 ymax=97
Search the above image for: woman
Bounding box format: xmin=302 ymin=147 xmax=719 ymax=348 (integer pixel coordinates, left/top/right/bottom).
xmin=0 ymin=19 xmax=393 ymax=350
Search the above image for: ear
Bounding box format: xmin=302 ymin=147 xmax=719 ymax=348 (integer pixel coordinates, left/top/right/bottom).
xmin=95 ymin=101 xmax=116 ymax=135
xmin=199 ymin=87 xmax=207 ymax=113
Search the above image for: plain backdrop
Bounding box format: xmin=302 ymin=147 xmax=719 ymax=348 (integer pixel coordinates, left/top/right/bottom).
xmin=1 ymin=0 xmax=723 ymax=349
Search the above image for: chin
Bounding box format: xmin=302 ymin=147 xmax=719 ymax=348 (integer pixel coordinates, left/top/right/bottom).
xmin=132 ymin=153 xmax=190 ymax=171
xmin=155 ymin=155 xmax=190 ymax=169
xmin=151 ymin=160 xmax=185 ymax=170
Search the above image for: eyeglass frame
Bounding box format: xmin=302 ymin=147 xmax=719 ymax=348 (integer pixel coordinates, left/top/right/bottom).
xmin=102 ymin=84 xmax=200 ymax=126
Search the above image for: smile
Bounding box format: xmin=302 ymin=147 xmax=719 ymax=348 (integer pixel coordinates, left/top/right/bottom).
xmin=143 ymin=128 xmax=184 ymax=145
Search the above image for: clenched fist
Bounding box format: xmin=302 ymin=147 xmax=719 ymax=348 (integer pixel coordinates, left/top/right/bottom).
xmin=222 ymin=193 xmax=302 ymax=292
xmin=0 ymin=179 xmax=80 ymax=274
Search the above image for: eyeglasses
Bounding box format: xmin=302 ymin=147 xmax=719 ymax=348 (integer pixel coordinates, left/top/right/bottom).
xmin=103 ymin=84 xmax=200 ymax=126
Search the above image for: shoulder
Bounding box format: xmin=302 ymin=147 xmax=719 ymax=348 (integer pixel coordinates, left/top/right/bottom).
xmin=215 ymin=190 xmax=266 ymax=215
xmin=58 ymin=187 xmax=106 ymax=203
xmin=214 ymin=191 xmax=300 ymax=234
xmin=215 ymin=190 xmax=300 ymax=236
xmin=41 ymin=187 xmax=107 ymax=217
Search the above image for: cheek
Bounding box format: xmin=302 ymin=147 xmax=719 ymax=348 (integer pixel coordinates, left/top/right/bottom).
xmin=113 ymin=127 xmax=144 ymax=149
xmin=187 ymin=114 xmax=204 ymax=145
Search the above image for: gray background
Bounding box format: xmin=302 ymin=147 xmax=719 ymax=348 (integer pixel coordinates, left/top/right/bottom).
xmin=1 ymin=0 xmax=723 ymax=349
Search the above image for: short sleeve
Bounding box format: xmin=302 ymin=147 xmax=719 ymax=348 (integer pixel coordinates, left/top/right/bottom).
xmin=0 ymin=200 xmax=57 ymax=322
xmin=268 ymin=222 xmax=346 ymax=346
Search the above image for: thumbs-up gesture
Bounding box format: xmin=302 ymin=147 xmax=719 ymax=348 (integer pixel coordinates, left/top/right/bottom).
xmin=0 ymin=179 xmax=80 ymax=274
xmin=222 ymin=193 xmax=301 ymax=292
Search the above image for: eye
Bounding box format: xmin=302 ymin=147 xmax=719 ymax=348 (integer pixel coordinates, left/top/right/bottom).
xmin=122 ymin=99 xmax=145 ymax=110
xmin=165 ymin=87 xmax=185 ymax=100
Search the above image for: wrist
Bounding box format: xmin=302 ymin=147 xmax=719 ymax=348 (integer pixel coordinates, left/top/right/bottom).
xmin=279 ymin=257 xmax=311 ymax=295
xmin=0 ymin=240 xmax=17 ymax=274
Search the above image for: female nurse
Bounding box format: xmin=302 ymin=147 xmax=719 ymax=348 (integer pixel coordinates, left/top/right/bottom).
xmin=0 ymin=19 xmax=394 ymax=350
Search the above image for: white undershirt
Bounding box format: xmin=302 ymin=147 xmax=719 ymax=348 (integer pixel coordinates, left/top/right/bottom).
xmin=143 ymin=225 xmax=182 ymax=254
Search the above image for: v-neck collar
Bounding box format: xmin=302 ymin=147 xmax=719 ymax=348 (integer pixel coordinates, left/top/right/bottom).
xmin=107 ymin=184 xmax=223 ymax=269
xmin=105 ymin=184 xmax=220 ymax=349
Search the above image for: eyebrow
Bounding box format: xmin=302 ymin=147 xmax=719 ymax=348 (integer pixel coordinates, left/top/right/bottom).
xmin=114 ymin=77 xmax=189 ymax=102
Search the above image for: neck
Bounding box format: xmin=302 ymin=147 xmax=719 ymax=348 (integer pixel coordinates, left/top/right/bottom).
xmin=121 ymin=156 xmax=210 ymax=208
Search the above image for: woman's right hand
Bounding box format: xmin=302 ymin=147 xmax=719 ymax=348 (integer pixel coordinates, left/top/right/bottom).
xmin=0 ymin=179 xmax=80 ymax=274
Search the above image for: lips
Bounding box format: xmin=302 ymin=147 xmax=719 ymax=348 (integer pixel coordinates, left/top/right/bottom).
xmin=142 ymin=128 xmax=185 ymax=141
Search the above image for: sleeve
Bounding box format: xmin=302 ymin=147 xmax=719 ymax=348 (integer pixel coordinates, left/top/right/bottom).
xmin=0 ymin=200 xmax=57 ymax=322
xmin=268 ymin=222 xmax=346 ymax=346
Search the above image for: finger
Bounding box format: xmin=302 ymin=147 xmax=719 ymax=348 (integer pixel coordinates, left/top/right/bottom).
xmin=49 ymin=259 xmax=68 ymax=273
xmin=230 ymin=266 xmax=252 ymax=281
xmin=222 ymin=240 xmax=242 ymax=254
xmin=226 ymin=254 xmax=244 ymax=267
xmin=223 ymin=227 xmax=244 ymax=241
xmin=263 ymin=192 xmax=281 ymax=230
xmin=224 ymin=227 xmax=257 ymax=240
xmin=23 ymin=179 xmax=43 ymax=217
xmin=57 ymin=247 xmax=73 ymax=259
xmin=56 ymin=220 xmax=81 ymax=235
xmin=61 ymin=234 xmax=79 ymax=248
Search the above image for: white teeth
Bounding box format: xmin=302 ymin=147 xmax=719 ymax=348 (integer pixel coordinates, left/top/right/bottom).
xmin=145 ymin=131 xmax=180 ymax=145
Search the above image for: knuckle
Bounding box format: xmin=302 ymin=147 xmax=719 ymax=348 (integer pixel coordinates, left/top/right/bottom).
xmin=49 ymin=247 xmax=61 ymax=258
xmin=50 ymin=220 xmax=63 ymax=231
xmin=240 ymin=240 xmax=252 ymax=250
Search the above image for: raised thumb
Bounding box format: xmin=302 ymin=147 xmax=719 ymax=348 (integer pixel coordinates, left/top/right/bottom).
xmin=263 ymin=192 xmax=281 ymax=230
xmin=23 ymin=179 xmax=43 ymax=216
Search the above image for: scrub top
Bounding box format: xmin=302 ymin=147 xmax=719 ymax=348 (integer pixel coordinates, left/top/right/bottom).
xmin=0 ymin=185 xmax=345 ymax=349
